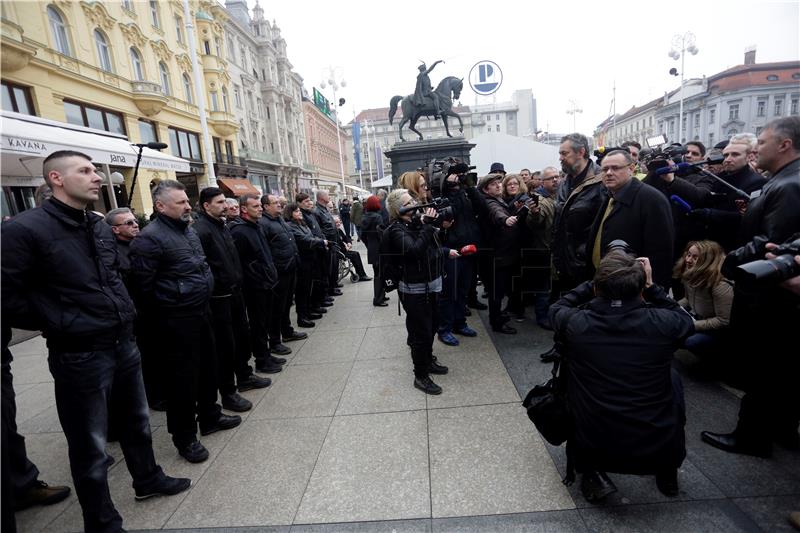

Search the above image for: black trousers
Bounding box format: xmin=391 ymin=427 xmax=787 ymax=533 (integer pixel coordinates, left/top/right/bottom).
xmin=345 ymin=250 xmax=369 ymax=278
xmin=400 ymin=291 xmax=439 ymax=379
xmin=161 ymin=311 xmax=221 ymax=446
xmin=268 ymin=269 xmax=295 ymax=345
xmin=310 ymin=250 xmax=328 ymax=307
xmin=210 ymin=289 xmax=253 ymax=396
xmin=244 ymin=289 xmax=271 ymax=365
xmin=371 ymin=262 xmax=386 ymax=304
xmin=479 ymin=255 xmax=513 ymax=328
xmin=2 ymin=341 xmax=39 ymax=531
xmin=136 ymin=312 xmax=166 ymax=408
xmin=295 ymin=260 xmax=314 ymax=318
xmin=327 ymin=246 xmax=340 ymax=292
xmin=48 ymin=337 xmax=165 ymax=532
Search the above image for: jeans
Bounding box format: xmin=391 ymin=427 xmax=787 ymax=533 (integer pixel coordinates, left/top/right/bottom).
xmin=438 ymin=256 xmax=473 ymax=333
xmin=48 ymin=337 xmax=164 ymax=533
xmin=683 ymin=332 xmax=722 ymax=359
xmin=400 ymin=291 xmax=439 ymax=379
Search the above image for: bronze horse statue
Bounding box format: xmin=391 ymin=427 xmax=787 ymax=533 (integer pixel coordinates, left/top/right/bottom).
xmin=389 ymin=76 xmax=464 ymax=142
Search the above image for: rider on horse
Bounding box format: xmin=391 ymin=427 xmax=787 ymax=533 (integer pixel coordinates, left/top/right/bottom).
xmin=414 ymin=60 xmax=444 ymax=118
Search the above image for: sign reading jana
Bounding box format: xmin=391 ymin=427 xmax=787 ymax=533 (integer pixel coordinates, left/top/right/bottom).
xmin=468 ymin=60 xmax=503 ymax=96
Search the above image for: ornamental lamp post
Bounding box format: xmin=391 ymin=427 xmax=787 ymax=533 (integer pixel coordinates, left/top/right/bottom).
xmin=669 ymin=32 xmax=699 ymax=143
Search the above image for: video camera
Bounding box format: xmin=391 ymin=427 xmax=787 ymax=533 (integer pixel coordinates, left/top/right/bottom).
xmin=734 ymin=235 xmax=800 ymax=285
xmin=640 ymin=134 xmax=687 ymax=171
xmin=593 ymin=146 xmax=630 ymax=165
xmin=398 ymin=197 xmax=455 ymax=222
xmin=427 ymin=157 xmax=478 ymax=193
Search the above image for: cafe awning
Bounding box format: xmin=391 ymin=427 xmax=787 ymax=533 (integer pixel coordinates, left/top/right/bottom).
xmin=217 ymin=178 xmax=261 ymax=197
xmin=1 ymin=111 xmax=189 ymax=177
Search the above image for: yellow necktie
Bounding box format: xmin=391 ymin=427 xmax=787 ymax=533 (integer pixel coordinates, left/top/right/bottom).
xmin=592 ymin=197 xmax=615 ymax=268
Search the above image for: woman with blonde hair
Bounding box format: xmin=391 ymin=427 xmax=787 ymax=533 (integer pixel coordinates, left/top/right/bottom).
xmin=673 ymin=240 xmax=733 ymax=359
xmin=501 ymin=173 xmax=528 ymax=321
xmin=398 ymin=171 xmax=430 ymax=202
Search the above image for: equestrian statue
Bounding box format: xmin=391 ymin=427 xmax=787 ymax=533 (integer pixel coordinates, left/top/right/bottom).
xmin=389 ymin=60 xmax=464 ymax=142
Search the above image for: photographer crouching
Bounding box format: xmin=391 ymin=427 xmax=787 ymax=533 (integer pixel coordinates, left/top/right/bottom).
xmin=383 ymin=189 xmax=459 ymax=395
xmin=551 ymin=251 xmax=693 ymax=502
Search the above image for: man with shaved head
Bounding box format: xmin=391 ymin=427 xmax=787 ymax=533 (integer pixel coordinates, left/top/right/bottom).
xmin=2 ymin=151 xmax=189 ymax=532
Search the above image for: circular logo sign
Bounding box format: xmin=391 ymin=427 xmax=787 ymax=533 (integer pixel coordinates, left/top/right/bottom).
xmin=469 ymin=60 xmax=503 ymax=96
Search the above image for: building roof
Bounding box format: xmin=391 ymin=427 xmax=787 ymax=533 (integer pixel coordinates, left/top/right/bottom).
xmin=707 ymin=61 xmax=800 ymax=93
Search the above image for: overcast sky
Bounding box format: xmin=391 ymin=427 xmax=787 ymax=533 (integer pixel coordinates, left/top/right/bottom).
xmin=245 ymin=0 xmax=799 ymax=135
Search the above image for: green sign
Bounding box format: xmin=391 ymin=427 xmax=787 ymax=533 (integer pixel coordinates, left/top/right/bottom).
xmin=313 ymin=87 xmax=331 ymax=117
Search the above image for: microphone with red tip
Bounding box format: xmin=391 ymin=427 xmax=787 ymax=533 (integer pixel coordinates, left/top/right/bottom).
xmin=459 ymin=244 xmax=477 ymax=256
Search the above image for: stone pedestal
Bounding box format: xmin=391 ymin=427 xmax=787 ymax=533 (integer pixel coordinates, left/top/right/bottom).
xmin=384 ymin=137 xmax=475 ymax=188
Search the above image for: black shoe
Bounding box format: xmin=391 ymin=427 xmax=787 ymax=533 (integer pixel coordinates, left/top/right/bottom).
xmin=307 ymin=312 xmax=324 ymax=319
xmin=464 ymin=308 xmax=472 ymax=316
xmin=382 ymin=296 xmax=390 ymax=302
xmin=221 ymin=392 xmax=252 ymax=412
xmin=330 ymin=288 xmax=343 ymax=295
xmin=492 ymin=324 xmax=517 ymax=334
xmin=320 ymin=301 xmax=334 ymax=307
xmin=580 ymin=471 xmax=617 ymax=502
xmin=311 ymin=307 xmax=327 ymax=314
xmin=700 ymin=431 xmax=772 ymax=458
xmin=324 ymin=297 xmax=335 ymax=303
xmin=256 ymin=361 xmax=283 ymax=374
xmin=297 ymin=318 xmax=316 ymax=328
xmin=200 ymin=413 xmax=242 ymax=436
xmin=540 ymin=346 xmax=559 ymax=363
xmin=135 ymin=476 xmax=191 ymax=501
xmin=149 ymin=399 xmax=168 ymax=412
xmin=270 ymin=344 xmax=292 ymax=356
xmin=373 ymin=301 xmax=389 ymax=307
xmin=238 ymin=374 xmax=271 ymax=391
xmin=358 ymin=276 xmax=372 ymax=282
xmin=14 ymin=480 xmax=71 ymax=510
xmin=269 ymin=355 xmax=287 ymax=366
xmin=467 ymin=300 xmax=488 ymax=310
xmin=655 ymin=469 xmax=679 ymax=497
xmin=335 ymin=283 xmax=344 ymax=289
xmin=429 ymin=356 xmax=449 ymax=375
xmin=414 ymin=376 xmax=442 ymax=395
xmin=774 ymin=431 xmax=800 ymax=451
xmin=283 ymin=331 xmax=308 ymax=341
xmin=176 ymin=440 xmax=209 ymax=463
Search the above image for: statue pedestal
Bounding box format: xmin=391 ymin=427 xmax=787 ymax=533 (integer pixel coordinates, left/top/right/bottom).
xmin=384 ymin=137 xmax=475 ymax=188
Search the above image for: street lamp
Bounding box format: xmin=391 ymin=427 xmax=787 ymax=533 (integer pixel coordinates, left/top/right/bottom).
xmin=320 ymin=67 xmax=347 ymax=198
xmin=362 ymin=119 xmax=374 ymax=187
xmin=669 ymin=32 xmax=699 ymax=143
xmin=566 ymin=100 xmax=583 ymax=131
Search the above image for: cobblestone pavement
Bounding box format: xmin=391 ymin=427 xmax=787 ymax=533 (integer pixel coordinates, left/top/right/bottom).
xmin=10 ymin=245 xmax=800 ymax=532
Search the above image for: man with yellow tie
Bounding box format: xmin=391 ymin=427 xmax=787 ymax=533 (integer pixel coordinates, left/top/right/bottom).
xmin=588 ymin=150 xmax=675 ymax=287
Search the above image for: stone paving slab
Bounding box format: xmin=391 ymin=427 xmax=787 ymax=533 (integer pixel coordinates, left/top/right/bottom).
xmin=335 ymin=357 xmax=424 ymax=416
xmin=166 ymin=418 xmax=330 ymax=529
xmin=431 ymin=509 xmax=587 ymax=532
xmin=294 ymin=410 xmax=430 ymax=524
xmin=290 ymin=328 xmax=366 ymax=366
xmin=428 ymin=403 xmax=574 ymax=518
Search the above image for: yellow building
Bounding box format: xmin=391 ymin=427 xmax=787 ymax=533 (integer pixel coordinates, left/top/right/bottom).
xmin=1 ymin=0 xmax=242 ymax=215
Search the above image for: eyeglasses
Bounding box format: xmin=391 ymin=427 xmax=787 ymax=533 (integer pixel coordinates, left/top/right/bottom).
xmin=600 ymin=164 xmax=631 ymax=173
xmin=113 ymin=220 xmax=138 ymax=227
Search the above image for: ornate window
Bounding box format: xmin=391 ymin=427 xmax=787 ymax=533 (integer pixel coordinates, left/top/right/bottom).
xmin=94 ymin=29 xmax=113 ymax=72
xmin=222 ymin=86 xmax=229 ymax=112
xmin=130 ymin=48 xmax=144 ymax=81
xmin=175 ymin=16 xmax=184 ymax=44
xmin=182 ymin=73 xmax=193 ymax=104
xmin=47 ymin=6 xmax=71 ymax=56
xmin=159 ymin=62 xmax=171 ymax=96
xmin=149 ymin=0 xmax=160 ymax=28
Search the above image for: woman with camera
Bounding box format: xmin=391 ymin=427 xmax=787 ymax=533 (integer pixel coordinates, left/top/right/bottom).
xmin=672 ymin=240 xmax=733 ymax=362
xmin=398 ymin=171 xmax=431 ymax=202
xmin=384 ymin=189 xmax=457 ymax=395
xmin=502 ymin=174 xmax=530 ymax=322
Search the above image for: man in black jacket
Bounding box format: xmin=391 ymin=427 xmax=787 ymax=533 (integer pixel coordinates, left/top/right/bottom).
xmin=313 ymin=190 xmax=342 ymax=298
xmin=130 ymin=180 xmax=240 ymax=464
xmin=194 ymin=188 xmax=271 ymax=413
xmin=588 ymin=150 xmax=674 ymax=287
xmin=701 ymin=117 xmax=800 ymax=457
xmin=2 ymin=152 xmax=189 ymax=532
xmin=299 ymin=193 xmax=333 ymax=312
xmin=261 ymin=194 xmax=307 ymax=356
xmin=229 ymin=194 xmax=285 ymax=374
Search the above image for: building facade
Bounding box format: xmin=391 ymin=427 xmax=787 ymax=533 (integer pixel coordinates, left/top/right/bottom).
xmin=223 ymin=0 xmax=308 ymax=199
xmin=302 ymin=96 xmax=348 ymax=199
xmin=1 ymin=0 xmax=240 ymax=214
xmin=595 ymin=51 xmax=800 ymax=151
xmin=470 ymin=89 xmax=539 ymax=139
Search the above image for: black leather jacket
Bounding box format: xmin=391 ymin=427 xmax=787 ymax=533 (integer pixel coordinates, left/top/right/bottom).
xmin=384 ymin=219 xmax=445 ymax=284
xmin=228 ymin=216 xmax=278 ymax=290
xmin=313 ymin=203 xmax=338 ymax=241
xmin=193 ymin=211 xmax=243 ymax=296
xmin=129 ymin=214 xmax=214 ymax=315
xmin=2 ymin=198 xmax=136 ymax=348
xmin=260 ymin=214 xmax=299 ymax=272
xmin=552 ymin=160 xmax=605 ymax=281
xmin=287 ymin=219 xmax=326 ymax=260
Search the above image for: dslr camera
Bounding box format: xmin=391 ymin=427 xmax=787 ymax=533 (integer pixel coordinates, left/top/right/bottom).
xmin=734 ymin=235 xmax=800 ymax=285
xmin=639 ymin=134 xmax=687 ymax=171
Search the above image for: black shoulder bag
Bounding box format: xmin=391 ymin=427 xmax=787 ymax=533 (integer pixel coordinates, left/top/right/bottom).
xmin=522 ymin=357 xmax=572 ymax=446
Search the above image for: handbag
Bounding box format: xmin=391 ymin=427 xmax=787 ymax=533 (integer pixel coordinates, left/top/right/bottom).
xmin=522 ymin=357 xmax=572 ymax=446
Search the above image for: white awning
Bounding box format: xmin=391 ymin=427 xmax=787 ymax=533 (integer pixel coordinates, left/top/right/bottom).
xmin=1 ymin=111 xmax=190 ymax=178
xmin=370 ymin=176 xmax=393 ymax=188
xmin=345 ymin=184 xmax=370 ymax=196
